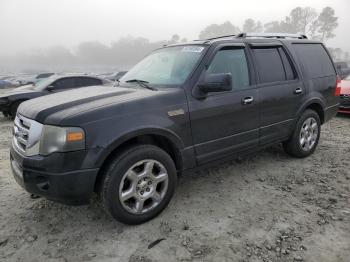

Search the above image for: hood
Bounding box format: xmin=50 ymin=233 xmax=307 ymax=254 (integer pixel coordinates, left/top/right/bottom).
xmin=12 ymin=84 xmax=36 ymax=92
xmin=0 ymin=85 xmax=37 ymax=97
xmin=18 ymin=85 xmax=171 ymax=125
xmin=0 ymin=85 xmax=41 ymax=100
xmin=340 ymin=80 xmax=350 ymax=95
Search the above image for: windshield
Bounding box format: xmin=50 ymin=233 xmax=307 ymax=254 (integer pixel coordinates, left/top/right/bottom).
xmin=345 ymin=75 xmax=350 ymax=81
xmin=33 ymin=77 xmax=55 ymax=91
xmin=120 ymin=45 xmax=205 ymax=86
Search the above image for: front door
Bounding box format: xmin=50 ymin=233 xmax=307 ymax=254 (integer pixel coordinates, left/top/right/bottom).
xmin=188 ymin=45 xmax=259 ymax=165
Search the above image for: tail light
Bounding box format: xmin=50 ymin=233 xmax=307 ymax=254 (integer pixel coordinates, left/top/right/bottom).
xmin=334 ymin=75 xmax=341 ymax=96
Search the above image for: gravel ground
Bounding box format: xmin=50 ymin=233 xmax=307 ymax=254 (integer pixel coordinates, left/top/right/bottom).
xmin=0 ymin=112 xmax=349 ymax=262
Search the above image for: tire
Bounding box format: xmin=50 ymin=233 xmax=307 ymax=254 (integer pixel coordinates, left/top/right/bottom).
xmin=10 ymin=101 xmax=23 ymax=119
xmin=100 ymin=144 xmax=177 ymax=224
xmin=283 ymin=109 xmax=321 ymax=158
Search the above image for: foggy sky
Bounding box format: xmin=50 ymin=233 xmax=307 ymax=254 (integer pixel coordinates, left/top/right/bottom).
xmin=0 ymin=0 xmax=349 ymax=56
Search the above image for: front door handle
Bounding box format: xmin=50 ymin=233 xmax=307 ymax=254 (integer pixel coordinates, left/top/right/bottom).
xmin=294 ymin=87 xmax=303 ymax=94
xmin=242 ymin=96 xmax=254 ymax=105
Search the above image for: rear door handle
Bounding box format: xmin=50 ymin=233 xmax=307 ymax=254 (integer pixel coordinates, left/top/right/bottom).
xmin=242 ymin=96 xmax=254 ymax=105
xmin=294 ymin=87 xmax=303 ymax=94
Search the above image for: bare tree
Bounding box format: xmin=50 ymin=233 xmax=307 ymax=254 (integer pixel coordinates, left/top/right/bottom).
xmin=243 ymin=19 xmax=263 ymax=33
xmin=262 ymin=6 xmax=337 ymax=42
xmin=169 ymin=34 xmax=180 ymax=44
xmin=198 ymin=21 xmax=240 ymax=39
xmin=317 ymin=7 xmax=338 ymax=42
xmin=301 ymin=7 xmax=318 ymax=34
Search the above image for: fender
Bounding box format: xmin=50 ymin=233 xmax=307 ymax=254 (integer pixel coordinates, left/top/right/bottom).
xmin=95 ymin=126 xmax=185 ymax=168
xmin=295 ymin=96 xmax=325 ymax=123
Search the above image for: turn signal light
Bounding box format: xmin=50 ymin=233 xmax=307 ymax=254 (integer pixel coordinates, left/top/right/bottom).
xmin=67 ymin=132 xmax=84 ymax=142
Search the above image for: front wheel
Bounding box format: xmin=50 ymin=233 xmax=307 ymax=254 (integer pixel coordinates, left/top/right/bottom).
xmin=283 ymin=109 xmax=321 ymax=158
xmin=100 ymin=144 xmax=177 ymax=224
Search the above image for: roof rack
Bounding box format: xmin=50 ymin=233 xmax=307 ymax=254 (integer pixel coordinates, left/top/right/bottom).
xmin=236 ymin=33 xmax=307 ymax=39
xmin=201 ymin=34 xmax=237 ymax=41
xmin=196 ymin=32 xmax=308 ymax=43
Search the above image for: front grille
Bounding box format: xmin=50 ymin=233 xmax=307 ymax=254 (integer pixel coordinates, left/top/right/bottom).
xmin=13 ymin=115 xmax=31 ymax=152
xmin=13 ymin=114 xmax=43 ymax=156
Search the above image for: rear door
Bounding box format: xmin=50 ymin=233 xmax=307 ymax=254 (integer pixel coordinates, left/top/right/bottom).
xmin=249 ymin=43 xmax=304 ymax=145
xmin=188 ymin=44 xmax=259 ymax=164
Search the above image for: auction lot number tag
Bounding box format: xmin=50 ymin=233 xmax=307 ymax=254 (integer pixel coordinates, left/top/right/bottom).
xmin=181 ymin=46 xmax=204 ymax=53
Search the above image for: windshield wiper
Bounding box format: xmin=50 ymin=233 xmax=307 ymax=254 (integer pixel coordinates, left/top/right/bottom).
xmin=125 ymin=79 xmax=157 ymax=91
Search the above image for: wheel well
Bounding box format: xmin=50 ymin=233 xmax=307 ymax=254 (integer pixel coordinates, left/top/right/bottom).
xmin=306 ymin=103 xmax=324 ymax=124
xmin=10 ymin=100 xmax=26 ymax=116
xmin=94 ymin=134 xmax=183 ymax=192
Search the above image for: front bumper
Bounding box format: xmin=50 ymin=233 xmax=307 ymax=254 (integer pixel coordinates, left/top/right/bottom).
xmin=10 ymin=144 xmax=100 ymax=205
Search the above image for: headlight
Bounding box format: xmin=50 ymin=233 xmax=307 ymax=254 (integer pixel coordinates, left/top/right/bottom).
xmin=39 ymin=125 xmax=85 ymax=155
xmin=0 ymin=98 xmax=8 ymax=105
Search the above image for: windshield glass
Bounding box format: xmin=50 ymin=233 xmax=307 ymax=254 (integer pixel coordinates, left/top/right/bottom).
xmin=33 ymin=77 xmax=55 ymax=91
xmin=120 ymin=45 xmax=205 ymax=86
xmin=345 ymin=75 xmax=350 ymax=81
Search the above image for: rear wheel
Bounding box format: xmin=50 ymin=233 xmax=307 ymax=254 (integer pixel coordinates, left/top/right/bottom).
xmin=100 ymin=144 xmax=177 ymax=224
xmin=283 ymin=109 xmax=321 ymax=158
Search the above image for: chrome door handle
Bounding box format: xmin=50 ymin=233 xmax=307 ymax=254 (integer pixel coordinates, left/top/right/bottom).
xmin=242 ymin=97 xmax=254 ymax=105
xmin=294 ymin=87 xmax=303 ymax=94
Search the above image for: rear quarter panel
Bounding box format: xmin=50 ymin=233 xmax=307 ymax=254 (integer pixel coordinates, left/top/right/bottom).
xmin=286 ymin=41 xmax=339 ymax=120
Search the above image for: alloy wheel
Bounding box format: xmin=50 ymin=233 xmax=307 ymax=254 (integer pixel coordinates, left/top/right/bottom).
xmin=118 ymin=159 xmax=169 ymax=214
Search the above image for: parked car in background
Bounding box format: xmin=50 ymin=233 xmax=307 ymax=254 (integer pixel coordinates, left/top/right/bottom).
xmin=335 ymin=62 xmax=350 ymax=79
xmin=0 ymin=80 xmax=13 ymax=89
xmin=16 ymin=72 xmax=55 ymax=86
xmin=98 ymin=71 xmax=128 ymax=82
xmin=36 ymin=72 xmax=55 ymax=80
xmin=9 ymin=33 xmax=340 ymax=224
xmin=1 ymin=75 xmax=22 ymax=87
xmin=339 ymin=75 xmax=350 ymax=114
xmin=0 ymin=74 xmax=111 ymax=118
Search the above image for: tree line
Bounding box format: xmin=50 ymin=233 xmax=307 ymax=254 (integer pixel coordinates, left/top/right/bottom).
xmin=0 ymin=6 xmax=346 ymax=73
xmin=199 ymin=6 xmax=338 ymax=42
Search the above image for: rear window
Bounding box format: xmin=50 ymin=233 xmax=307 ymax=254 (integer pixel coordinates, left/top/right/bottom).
xmin=293 ymin=44 xmax=335 ymax=78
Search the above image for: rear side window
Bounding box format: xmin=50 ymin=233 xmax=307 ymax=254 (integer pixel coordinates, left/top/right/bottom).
xmin=293 ymin=44 xmax=335 ymax=78
xmin=252 ymin=47 xmax=295 ymax=83
xmin=279 ymin=49 xmax=295 ymax=80
xmin=207 ymin=47 xmax=250 ymax=90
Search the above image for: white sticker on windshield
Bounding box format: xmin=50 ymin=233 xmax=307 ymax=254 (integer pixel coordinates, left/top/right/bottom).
xmin=181 ymin=46 xmax=204 ymax=53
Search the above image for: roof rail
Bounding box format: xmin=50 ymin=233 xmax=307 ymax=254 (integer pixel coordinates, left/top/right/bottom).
xmin=195 ymin=34 xmax=238 ymax=42
xmin=236 ymin=32 xmax=307 ymax=39
xmin=205 ymin=34 xmax=237 ymax=40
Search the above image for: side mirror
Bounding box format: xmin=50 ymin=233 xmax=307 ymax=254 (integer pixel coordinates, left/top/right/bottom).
xmin=46 ymin=85 xmax=54 ymax=91
xmin=198 ymin=73 xmax=232 ymax=93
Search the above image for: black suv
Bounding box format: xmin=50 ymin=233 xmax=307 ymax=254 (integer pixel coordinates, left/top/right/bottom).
xmin=0 ymin=75 xmax=110 ymax=118
xmin=10 ymin=33 xmax=340 ymax=224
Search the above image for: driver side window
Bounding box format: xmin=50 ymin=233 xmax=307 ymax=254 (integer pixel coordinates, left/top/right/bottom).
xmin=207 ymin=47 xmax=250 ymax=90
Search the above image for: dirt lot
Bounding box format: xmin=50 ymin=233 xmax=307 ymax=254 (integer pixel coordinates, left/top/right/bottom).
xmin=0 ymin=112 xmax=349 ymax=262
